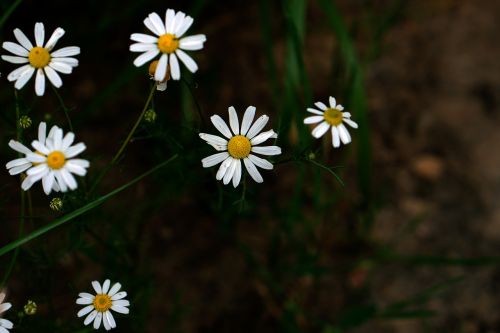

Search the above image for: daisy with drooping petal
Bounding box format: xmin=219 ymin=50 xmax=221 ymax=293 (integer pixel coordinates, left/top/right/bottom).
xmin=304 ymin=96 xmax=358 ymax=148
xmin=6 ymin=123 xmax=90 ymax=195
xmin=0 ymin=291 xmax=13 ymax=333
xmin=148 ymin=60 xmax=169 ymax=91
xmin=1 ymin=22 xmax=80 ymax=96
xmin=130 ymin=9 xmax=206 ymax=81
xmin=200 ymin=106 xmax=281 ymax=187
xmin=76 ymin=279 xmax=130 ymax=331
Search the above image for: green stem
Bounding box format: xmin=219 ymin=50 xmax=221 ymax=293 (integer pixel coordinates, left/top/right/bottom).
xmin=0 ymin=155 xmax=178 ymax=257
xmin=52 ymin=86 xmax=74 ymax=132
xmin=0 ymin=0 xmax=23 ymax=29
xmin=89 ymin=85 xmax=156 ymax=194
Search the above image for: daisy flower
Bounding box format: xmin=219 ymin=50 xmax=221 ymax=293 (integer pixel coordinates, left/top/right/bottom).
xmin=130 ymin=9 xmax=206 ymax=81
xmin=1 ymin=22 xmax=80 ymax=96
xmin=11 ymin=123 xmax=89 ymax=195
xmin=304 ymin=96 xmax=358 ymax=148
xmin=76 ymin=279 xmax=130 ymax=331
xmin=0 ymin=291 xmax=13 ymax=333
xmin=200 ymin=106 xmax=281 ymax=187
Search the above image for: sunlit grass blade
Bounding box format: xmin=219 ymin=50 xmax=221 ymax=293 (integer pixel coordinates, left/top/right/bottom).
xmin=0 ymin=155 xmax=178 ymax=257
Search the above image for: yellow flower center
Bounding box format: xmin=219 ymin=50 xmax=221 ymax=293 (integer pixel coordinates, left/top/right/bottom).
xmin=323 ymin=108 xmax=344 ymax=126
xmin=148 ymin=60 xmax=170 ymax=82
xmin=93 ymin=294 xmax=112 ymax=312
xmin=157 ymin=34 xmax=179 ymax=54
xmin=46 ymin=151 xmax=66 ymax=170
xmin=227 ymin=135 xmax=251 ymax=159
xmin=28 ymin=47 xmax=51 ymax=68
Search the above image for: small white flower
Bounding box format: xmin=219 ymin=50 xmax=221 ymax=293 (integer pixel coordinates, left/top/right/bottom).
xmin=200 ymin=106 xmax=281 ymax=187
xmin=5 ymin=122 xmax=89 ymax=195
xmin=0 ymin=292 xmax=14 ymax=333
xmin=76 ymin=279 xmax=130 ymax=331
xmin=304 ymin=96 xmax=358 ymax=148
xmin=130 ymin=9 xmax=206 ymax=81
xmin=1 ymin=22 xmax=80 ymax=96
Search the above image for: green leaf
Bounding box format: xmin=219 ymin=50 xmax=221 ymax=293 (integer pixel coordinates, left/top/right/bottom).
xmin=0 ymin=155 xmax=178 ymax=257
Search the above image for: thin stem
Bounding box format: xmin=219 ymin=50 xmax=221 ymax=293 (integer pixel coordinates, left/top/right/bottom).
xmin=52 ymin=86 xmax=74 ymax=132
xmin=1 ymin=90 xmax=26 ymax=287
xmin=181 ymin=77 xmax=206 ymax=126
xmin=89 ymin=84 xmax=156 ymax=195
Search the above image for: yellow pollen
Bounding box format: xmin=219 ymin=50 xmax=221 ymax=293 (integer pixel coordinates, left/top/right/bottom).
xmin=93 ymin=294 xmax=112 ymax=312
xmin=46 ymin=151 xmax=66 ymax=170
xmin=323 ymin=108 xmax=344 ymax=126
xmin=157 ymin=34 xmax=179 ymax=54
xmin=28 ymin=47 xmax=51 ymax=68
xmin=148 ymin=60 xmax=170 ymax=82
xmin=227 ymin=135 xmax=251 ymax=159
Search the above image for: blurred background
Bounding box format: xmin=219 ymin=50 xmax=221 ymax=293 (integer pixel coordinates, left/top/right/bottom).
xmin=1 ymin=0 xmax=500 ymax=332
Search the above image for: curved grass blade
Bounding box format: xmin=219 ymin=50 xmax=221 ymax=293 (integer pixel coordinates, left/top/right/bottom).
xmin=0 ymin=155 xmax=178 ymax=257
xmin=0 ymin=0 xmax=23 ymax=29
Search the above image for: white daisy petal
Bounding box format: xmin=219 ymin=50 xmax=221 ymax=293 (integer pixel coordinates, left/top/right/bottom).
xmin=0 ymin=319 xmax=13 ymax=329
xmin=246 ymin=115 xmax=269 ymax=139
xmin=223 ymin=158 xmax=238 ymax=185
xmin=38 ymin=122 xmax=47 ymax=142
xmin=35 ymin=68 xmax=46 ymax=96
xmin=92 ymin=281 xmax=102 ymax=294
xmin=3 ymin=41 xmax=29 ymax=56
xmin=14 ymin=67 xmax=35 ymax=90
xmin=314 ymin=101 xmax=328 ymax=110
xmin=130 ymin=33 xmax=158 ymax=44
xmin=54 ymin=171 xmax=68 ymax=192
xmin=65 ymin=163 xmax=87 ymax=176
xmin=251 ymin=146 xmax=282 ymax=156
xmin=1 ymin=55 xmax=28 ymax=64
xmin=149 ymin=12 xmax=166 ymax=35
xmin=9 ymin=140 xmax=32 ymax=155
xmin=93 ymin=312 xmax=102 ymax=329
xmin=42 ymin=171 xmax=55 ymax=195
xmin=179 ymin=34 xmax=206 ymax=51
xmin=250 ymin=130 xmax=276 ymax=145
xmin=337 ymin=123 xmax=351 ymax=144
xmin=44 ymin=66 xmax=62 ymax=88
xmin=61 ymin=168 xmax=77 ymax=190
xmin=6 ymin=158 xmax=30 ymax=169
xmin=34 ymin=22 xmax=45 ymax=46
xmin=49 ymin=60 xmax=72 ymax=74
xmin=0 ymin=303 xmax=12 ymax=313
xmin=306 ymin=108 xmax=324 ymax=115
xmin=199 ymin=133 xmax=228 ymax=147
xmin=76 ymin=297 xmax=93 ymax=305
xmin=243 ymin=158 xmax=263 ymax=183
xmin=172 ymin=11 xmax=186 ymax=35
xmin=343 ymin=118 xmax=358 ymax=129
xmin=216 ymin=157 xmax=232 ymax=180
xmin=311 ymin=121 xmax=330 ymax=138
xmin=13 ymin=28 xmax=33 ymax=50
xmin=30 ymin=140 xmax=50 ymax=155
xmin=45 ymin=27 xmax=65 ymax=50
xmin=342 ymin=111 xmax=351 ymax=118
xmin=133 ymin=49 xmax=160 ymax=67
xmin=228 ymin=106 xmax=239 ymax=135
xmin=67 ymin=158 xmax=90 ymax=168
xmin=175 ymin=49 xmax=198 ymax=73
xmin=78 ymin=292 xmax=95 ymax=300
xmin=154 ymin=53 xmax=168 ymax=81
xmin=201 ymin=152 xmax=229 ymax=168
xmin=99 ymin=279 xmax=110 ymax=294
xmin=76 ymin=302 xmax=94 ymax=317
xmin=210 ymin=115 xmax=232 ymax=139
xmin=7 ymin=64 xmax=32 ymax=81
xmin=65 ymin=143 xmax=86 ymax=158
xmin=143 ymin=17 xmax=161 ymax=36
xmin=240 ymin=106 xmax=256 ymax=135
xmin=61 ymin=132 xmax=75 ymax=150
xmin=331 ymin=126 xmax=340 ymax=148
xmin=248 ymin=154 xmax=273 ymax=170
xmin=169 ymin=53 xmax=180 ymax=80
xmin=106 ymin=311 xmax=117 ymax=329
xmin=21 ymin=176 xmax=35 ymax=191
xmin=129 ymin=42 xmax=156 ymax=52
xmin=102 ymin=313 xmax=111 ymax=331
xmin=175 ymin=16 xmax=193 ymax=37
xmin=108 ymin=283 xmax=122 ymax=297
xmin=304 ymin=116 xmax=323 ymax=124
xmin=84 ymin=310 xmax=97 ymax=326
xmin=112 ymin=300 xmax=130 ymax=307
xmin=165 ymin=9 xmax=176 ymax=34
xmin=232 ymin=159 xmax=242 ymax=188
xmin=8 ymin=164 xmax=31 ymax=175
xmin=110 ymin=305 xmax=129 ymax=314
xmin=52 ymin=57 xmax=79 ymax=67
xmin=111 ymin=291 xmax=127 ymax=301
xmin=329 ymin=96 xmax=337 ymax=108
xmin=337 ymin=105 xmax=344 ymax=111
xmin=51 ymin=46 xmax=80 ymax=57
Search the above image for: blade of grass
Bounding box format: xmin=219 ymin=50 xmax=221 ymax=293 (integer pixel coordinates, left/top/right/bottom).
xmin=0 ymin=0 xmax=23 ymax=29
xmin=0 ymin=155 xmax=178 ymax=257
